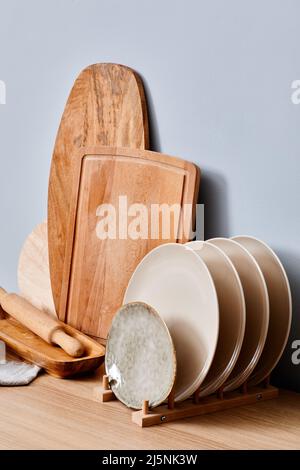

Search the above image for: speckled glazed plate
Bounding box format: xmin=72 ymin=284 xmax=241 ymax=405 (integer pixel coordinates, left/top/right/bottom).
xmin=208 ymin=238 xmax=269 ymax=392
xmin=105 ymin=302 xmax=176 ymax=410
xmin=187 ymin=241 xmax=246 ymax=397
xmin=124 ymin=243 xmax=219 ymax=402
xmin=232 ymin=236 xmax=292 ymax=386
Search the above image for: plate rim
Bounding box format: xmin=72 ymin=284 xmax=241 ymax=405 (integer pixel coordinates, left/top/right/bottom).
xmin=105 ymin=300 xmax=177 ymax=410
xmin=232 ymin=234 xmax=292 ymax=385
xmin=187 ymin=240 xmax=246 ymax=396
xmin=124 ymin=242 xmax=220 ymax=401
xmin=208 ymin=237 xmax=270 ymax=391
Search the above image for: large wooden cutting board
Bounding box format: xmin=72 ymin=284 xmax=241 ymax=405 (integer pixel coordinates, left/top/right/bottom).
xmin=57 ymin=146 xmax=200 ymax=340
xmin=48 ymin=64 xmax=149 ymax=315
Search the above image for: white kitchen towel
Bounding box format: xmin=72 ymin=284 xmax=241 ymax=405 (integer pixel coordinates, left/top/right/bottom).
xmin=0 ymin=360 xmax=41 ymax=386
xmin=0 ymin=341 xmax=41 ymax=385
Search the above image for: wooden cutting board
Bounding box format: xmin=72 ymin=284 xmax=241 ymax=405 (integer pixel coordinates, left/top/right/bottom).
xmin=54 ymin=146 xmax=199 ymax=340
xmin=48 ymin=63 xmax=149 ymax=316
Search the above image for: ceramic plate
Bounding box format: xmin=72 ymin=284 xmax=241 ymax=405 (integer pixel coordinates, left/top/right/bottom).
xmin=208 ymin=238 xmax=269 ymax=391
xmin=124 ymin=243 xmax=219 ymax=401
xmin=232 ymin=236 xmax=292 ymax=386
xmin=105 ymin=302 xmax=176 ymax=409
xmin=187 ymin=241 xmax=246 ymax=396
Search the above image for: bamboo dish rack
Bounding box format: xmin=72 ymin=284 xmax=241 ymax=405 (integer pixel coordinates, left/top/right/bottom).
xmin=94 ymin=374 xmax=278 ymax=428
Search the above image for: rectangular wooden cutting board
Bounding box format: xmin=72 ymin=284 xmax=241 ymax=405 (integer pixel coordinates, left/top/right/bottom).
xmin=56 ymin=146 xmax=200 ymax=341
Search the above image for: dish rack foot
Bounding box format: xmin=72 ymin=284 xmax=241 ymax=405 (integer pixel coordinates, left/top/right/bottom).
xmin=93 ymin=374 xmax=116 ymax=402
xmin=95 ymin=375 xmax=278 ymax=427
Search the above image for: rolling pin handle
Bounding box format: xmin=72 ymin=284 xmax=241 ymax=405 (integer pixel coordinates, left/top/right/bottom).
xmin=0 ymin=286 xmax=84 ymax=358
xmin=51 ymin=328 xmax=85 ymax=358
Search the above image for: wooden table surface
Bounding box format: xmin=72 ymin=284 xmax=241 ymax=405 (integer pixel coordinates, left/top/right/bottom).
xmin=0 ymin=364 xmax=299 ymax=450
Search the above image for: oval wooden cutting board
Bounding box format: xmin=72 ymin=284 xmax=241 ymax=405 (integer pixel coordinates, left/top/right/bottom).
xmin=48 ymin=63 xmax=149 ymax=315
xmin=57 ymin=146 xmax=199 ymax=340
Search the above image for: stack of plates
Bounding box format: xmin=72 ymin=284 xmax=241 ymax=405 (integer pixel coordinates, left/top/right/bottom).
xmin=105 ymin=236 xmax=292 ymax=410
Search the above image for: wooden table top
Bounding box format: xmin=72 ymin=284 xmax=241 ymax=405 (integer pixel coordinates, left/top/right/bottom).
xmin=0 ymin=364 xmax=299 ymax=450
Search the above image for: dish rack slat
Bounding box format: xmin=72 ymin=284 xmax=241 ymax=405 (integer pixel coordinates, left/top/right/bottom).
xmin=94 ymin=375 xmax=278 ymax=428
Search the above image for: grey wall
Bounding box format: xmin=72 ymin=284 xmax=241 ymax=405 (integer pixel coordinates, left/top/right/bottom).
xmin=0 ymin=0 xmax=299 ymax=390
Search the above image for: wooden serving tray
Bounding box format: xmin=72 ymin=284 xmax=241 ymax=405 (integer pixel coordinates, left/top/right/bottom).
xmin=55 ymin=146 xmax=200 ymax=340
xmin=0 ymin=310 xmax=105 ymax=378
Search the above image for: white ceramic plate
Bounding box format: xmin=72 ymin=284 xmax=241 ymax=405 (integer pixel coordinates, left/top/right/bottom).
xmin=124 ymin=243 xmax=219 ymax=401
xmin=208 ymin=238 xmax=269 ymax=391
xmin=232 ymin=236 xmax=292 ymax=386
xmin=187 ymin=241 xmax=246 ymax=396
xmin=105 ymin=302 xmax=176 ymax=409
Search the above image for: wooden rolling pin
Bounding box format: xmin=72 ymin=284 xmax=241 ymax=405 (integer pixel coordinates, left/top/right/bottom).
xmin=0 ymin=288 xmax=84 ymax=357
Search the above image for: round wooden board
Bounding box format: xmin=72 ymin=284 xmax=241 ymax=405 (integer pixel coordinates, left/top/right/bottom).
xmin=18 ymin=221 xmax=56 ymax=317
xmin=48 ymin=63 xmax=149 ymax=315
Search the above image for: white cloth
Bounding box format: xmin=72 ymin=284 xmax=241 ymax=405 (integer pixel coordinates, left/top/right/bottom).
xmin=0 ymin=360 xmax=41 ymax=386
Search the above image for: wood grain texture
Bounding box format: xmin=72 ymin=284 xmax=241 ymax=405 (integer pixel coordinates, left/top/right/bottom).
xmin=48 ymin=63 xmax=149 ymax=315
xmin=131 ymin=386 xmax=279 ymax=427
xmin=0 ymin=363 xmax=299 ymax=449
xmin=0 ymin=317 xmax=104 ymax=378
xmin=18 ymin=221 xmax=56 ymax=317
xmin=57 ymin=147 xmax=199 ymax=340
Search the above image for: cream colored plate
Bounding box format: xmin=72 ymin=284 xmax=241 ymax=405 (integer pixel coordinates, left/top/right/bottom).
xmin=187 ymin=241 xmax=246 ymax=396
xmin=124 ymin=243 xmax=219 ymax=402
xmin=105 ymin=302 xmax=176 ymax=410
xmin=208 ymin=238 xmax=269 ymax=391
xmin=232 ymin=236 xmax=292 ymax=386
